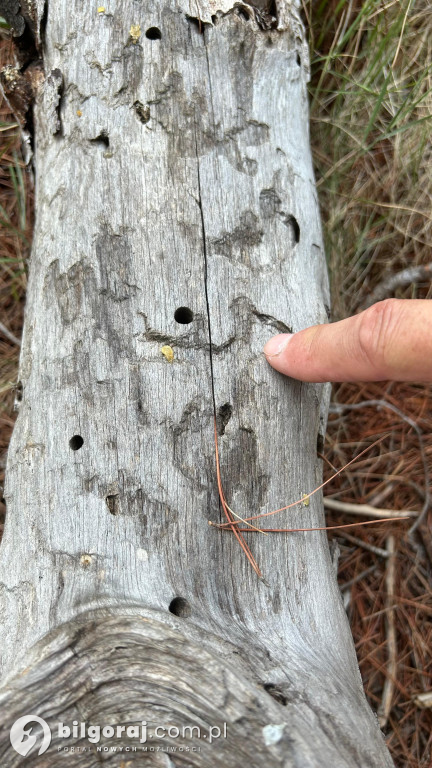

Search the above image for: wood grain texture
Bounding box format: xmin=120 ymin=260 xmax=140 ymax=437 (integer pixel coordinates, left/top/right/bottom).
xmin=0 ymin=0 xmax=393 ymax=764
xmin=0 ymin=606 xmax=383 ymax=767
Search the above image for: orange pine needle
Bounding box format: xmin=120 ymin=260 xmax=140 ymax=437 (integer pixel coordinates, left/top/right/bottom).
xmin=217 ymin=434 xmax=388 ymax=529
xmin=213 ymin=418 xmax=263 ymax=579
xmin=212 ymin=422 xmax=409 ymax=577
xmin=213 ymin=517 xmax=410 ymax=533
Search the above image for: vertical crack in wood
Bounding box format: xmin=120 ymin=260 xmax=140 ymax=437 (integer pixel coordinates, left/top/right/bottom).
xmin=193 ymin=55 xmax=222 ymax=534
xmin=193 ymin=41 xmax=259 ymax=574
xmin=195 ymin=127 xmax=224 ymax=533
xmin=195 ymin=146 xmax=217 ymax=418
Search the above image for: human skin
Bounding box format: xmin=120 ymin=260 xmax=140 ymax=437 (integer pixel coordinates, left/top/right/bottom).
xmin=263 ymin=299 xmax=432 ymax=383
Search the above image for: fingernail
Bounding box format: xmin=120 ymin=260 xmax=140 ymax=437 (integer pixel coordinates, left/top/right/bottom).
xmin=264 ymin=333 xmax=293 ymax=357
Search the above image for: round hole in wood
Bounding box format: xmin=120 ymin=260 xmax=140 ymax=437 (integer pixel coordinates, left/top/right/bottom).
xmin=146 ymin=27 xmax=162 ymax=39
xmin=69 ymin=435 xmax=84 ymax=451
xmin=174 ymin=306 xmax=193 ymax=324
xmin=169 ymin=596 xmax=191 ymax=617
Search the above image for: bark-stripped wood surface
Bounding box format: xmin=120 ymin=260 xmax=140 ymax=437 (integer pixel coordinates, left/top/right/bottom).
xmin=0 ymin=0 xmax=393 ymax=764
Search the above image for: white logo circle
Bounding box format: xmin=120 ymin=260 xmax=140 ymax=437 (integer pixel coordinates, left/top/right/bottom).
xmin=10 ymin=715 xmax=52 ymax=756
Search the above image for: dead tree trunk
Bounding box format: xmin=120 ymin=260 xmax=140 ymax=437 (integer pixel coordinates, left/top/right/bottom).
xmin=0 ymin=0 xmax=393 ymax=765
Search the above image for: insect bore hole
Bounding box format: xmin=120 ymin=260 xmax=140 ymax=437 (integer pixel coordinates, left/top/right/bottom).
xmin=90 ymin=131 xmax=109 ymax=148
xmin=264 ymin=683 xmax=288 ymax=706
xmin=69 ymin=435 xmax=84 ymax=451
xmin=133 ymin=101 xmax=150 ymax=124
xmin=146 ymin=27 xmax=162 ymax=39
xmin=174 ymin=306 xmax=193 ymax=324
xmin=287 ymin=215 xmax=300 ymax=244
xmin=106 ymin=494 xmax=119 ymax=515
xmin=186 ymin=15 xmax=204 ymax=33
xmin=217 ymin=402 xmax=233 ymax=436
xmin=169 ymin=596 xmax=191 ymax=618
xmin=15 ymin=381 xmax=23 ymax=403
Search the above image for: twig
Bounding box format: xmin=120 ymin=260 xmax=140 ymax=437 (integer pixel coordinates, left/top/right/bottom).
xmin=335 ymin=531 xmax=390 ymax=558
xmin=328 ymin=400 xmax=430 ymax=534
xmin=378 ymin=535 xmax=397 ymax=729
xmin=367 ymin=481 xmax=396 ymax=508
xmin=323 ymin=497 xmax=417 ymax=519
xmin=341 ymin=564 xmax=379 ymax=610
xmin=341 ymin=564 xmax=378 ymax=592
xmin=0 ymin=321 xmax=21 ymax=347
xmin=418 ymin=523 xmax=432 ymax=571
xmin=412 ymin=691 xmax=432 ymax=709
xmin=362 ymin=262 xmax=432 ymax=308
xmin=365 ymin=597 xmax=432 ymax=621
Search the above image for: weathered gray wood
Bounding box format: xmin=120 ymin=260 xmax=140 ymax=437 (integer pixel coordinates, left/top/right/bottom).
xmin=0 ymin=0 xmax=393 ymax=765
xmin=0 ymin=606 xmax=387 ymax=767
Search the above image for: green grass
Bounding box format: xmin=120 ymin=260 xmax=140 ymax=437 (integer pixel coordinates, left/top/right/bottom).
xmin=0 ymin=115 xmax=29 ymax=419
xmin=306 ymin=0 xmax=432 ymax=318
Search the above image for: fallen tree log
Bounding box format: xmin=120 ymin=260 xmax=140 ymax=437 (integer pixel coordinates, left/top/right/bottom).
xmin=0 ymin=0 xmax=393 ymax=764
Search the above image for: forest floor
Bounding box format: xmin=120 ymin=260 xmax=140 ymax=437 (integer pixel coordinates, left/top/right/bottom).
xmin=305 ymin=1 xmax=432 ymax=764
xmin=1 ymin=2 xmax=432 ymax=765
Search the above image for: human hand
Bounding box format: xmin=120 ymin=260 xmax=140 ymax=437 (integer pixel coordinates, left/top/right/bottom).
xmin=263 ymin=299 xmax=432 ymax=383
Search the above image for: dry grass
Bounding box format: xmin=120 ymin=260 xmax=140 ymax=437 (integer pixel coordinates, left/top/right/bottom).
xmin=1 ymin=3 xmax=432 ymax=765
xmin=0 ymin=39 xmax=31 ymax=527
xmin=305 ymin=1 xmax=432 ymax=764
xmin=306 ymin=0 xmax=432 ymax=318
